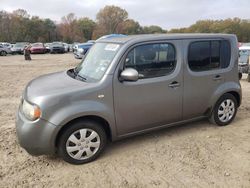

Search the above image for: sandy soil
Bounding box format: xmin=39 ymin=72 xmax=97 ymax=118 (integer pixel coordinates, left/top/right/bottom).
xmin=0 ymin=54 xmax=249 ymax=188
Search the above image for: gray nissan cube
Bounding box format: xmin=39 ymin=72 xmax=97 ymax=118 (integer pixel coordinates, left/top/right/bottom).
xmin=16 ymin=34 xmax=242 ymax=164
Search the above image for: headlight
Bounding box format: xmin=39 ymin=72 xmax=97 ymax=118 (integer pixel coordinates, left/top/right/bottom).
xmin=22 ymin=100 xmax=41 ymax=121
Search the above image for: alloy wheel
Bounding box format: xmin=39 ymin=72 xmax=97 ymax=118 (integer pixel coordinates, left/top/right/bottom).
xmin=218 ymin=99 xmax=235 ymax=123
xmin=66 ymin=128 xmax=101 ymax=160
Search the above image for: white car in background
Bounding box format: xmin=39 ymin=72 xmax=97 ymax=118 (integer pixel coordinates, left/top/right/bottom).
xmin=63 ymin=43 xmax=70 ymax=52
xmin=0 ymin=42 xmax=12 ymax=49
xmin=238 ymin=45 xmax=250 ymax=81
xmin=0 ymin=44 xmax=12 ymax=56
xmin=72 ymin=42 xmax=80 ymax=52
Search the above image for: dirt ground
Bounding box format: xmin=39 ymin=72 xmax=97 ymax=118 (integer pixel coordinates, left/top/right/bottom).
xmin=0 ymin=54 xmax=249 ymax=188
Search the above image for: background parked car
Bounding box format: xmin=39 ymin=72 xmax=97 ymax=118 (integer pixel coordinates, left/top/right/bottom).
xmin=0 ymin=44 xmax=12 ymax=56
xmin=50 ymin=42 xmax=65 ymax=54
xmin=86 ymin=40 xmax=95 ymax=43
xmin=238 ymin=45 xmax=250 ymax=81
xmin=0 ymin=42 xmax=12 ymax=49
xmin=96 ymin=34 xmax=127 ymax=41
xmin=68 ymin=44 xmax=73 ymax=52
xmin=72 ymin=42 xmax=80 ymax=53
xmin=73 ymin=42 xmax=94 ymax=59
xmin=63 ymin=43 xmax=70 ymax=52
xmin=11 ymin=42 xmax=29 ymax=54
xmin=30 ymin=43 xmax=46 ymax=54
xmin=44 ymin=43 xmax=51 ymax=53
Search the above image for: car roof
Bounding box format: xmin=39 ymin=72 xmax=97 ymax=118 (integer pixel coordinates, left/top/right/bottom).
xmin=97 ymin=33 xmax=236 ymax=44
xmin=79 ymin=43 xmax=93 ymax=46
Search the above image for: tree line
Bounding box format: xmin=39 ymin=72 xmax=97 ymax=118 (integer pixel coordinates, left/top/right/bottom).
xmin=0 ymin=5 xmax=250 ymax=43
xmin=169 ymin=18 xmax=250 ymax=42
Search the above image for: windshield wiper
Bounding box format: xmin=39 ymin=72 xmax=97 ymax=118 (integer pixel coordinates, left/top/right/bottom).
xmin=73 ymin=67 xmax=78 ymax=76
xmin=72 ymin=67 xmax=87 ymax=81
xmin=76 ymin=74 xmax=87 ymax=81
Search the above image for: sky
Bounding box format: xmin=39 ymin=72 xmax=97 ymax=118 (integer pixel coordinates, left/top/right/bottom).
xmin=1 ymin=0 xmax=250 ymax=30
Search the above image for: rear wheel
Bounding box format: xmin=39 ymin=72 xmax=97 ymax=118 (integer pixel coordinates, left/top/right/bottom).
xmin=209 ymin=93 xmax=237 ymax=126
xmin=58 ymin=120 xmax=107 ymax=164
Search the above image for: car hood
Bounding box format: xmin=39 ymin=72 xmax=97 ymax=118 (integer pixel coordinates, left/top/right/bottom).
xmin=11 ymin=47 xmax=23 ymax=50
xmin=0 ymin=47 xmax=10 ymax=51
xmin=24 ymin=71 xmax=91 ymax=104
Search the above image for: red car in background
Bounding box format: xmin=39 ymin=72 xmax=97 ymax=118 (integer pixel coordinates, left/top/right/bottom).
xmin=30 ymin=43 xmax=46 ymax=54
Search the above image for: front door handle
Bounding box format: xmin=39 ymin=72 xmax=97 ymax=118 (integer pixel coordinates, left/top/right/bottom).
xmin=169 ymin=81 xmax=180 ymax=88
xmin=213 ymin=75 xmax=222 ymax=81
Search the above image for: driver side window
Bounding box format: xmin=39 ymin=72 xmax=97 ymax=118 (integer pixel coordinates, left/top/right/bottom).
xmin=124 ymin=43 xmax=176 ymax=79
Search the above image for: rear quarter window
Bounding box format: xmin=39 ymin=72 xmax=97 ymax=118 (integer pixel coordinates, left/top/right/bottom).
xmin=188 ymin=40 xmax=231 ymax=71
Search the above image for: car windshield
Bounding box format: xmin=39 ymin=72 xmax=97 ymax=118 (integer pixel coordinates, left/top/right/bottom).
xmin=14 ymin=43 xmax=26 ymax=47
xmin=52 ymin=42 xmax=63 ymax=46
xmin=32 ymin=43 xmax=43 ymax=47
xmin=75 ymin=42 xmax=120 ymax=82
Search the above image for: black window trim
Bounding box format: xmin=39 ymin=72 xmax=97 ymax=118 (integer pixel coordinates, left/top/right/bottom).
xmin=187 ymin=39 xmax=231 ymax=72
xmin=121 ymin=41 xmax=177 ymax=80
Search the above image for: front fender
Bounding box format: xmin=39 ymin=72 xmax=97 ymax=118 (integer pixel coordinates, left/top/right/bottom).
xmin=49 ymin=100 xmax=114 ymax=126
xmin=45 ymin=100 xmax=117 ymax=141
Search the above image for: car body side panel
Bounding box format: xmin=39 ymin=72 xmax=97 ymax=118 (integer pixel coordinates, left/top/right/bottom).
xmin=208 ymin=82 xmax=241 ymax=109
xmin=182 ymin=36 xmax=240 ymax=120
xmin=113 ymin=40 xmax=184 ymax=136
xmin=48 ymin=100 xmax=117 ymax=141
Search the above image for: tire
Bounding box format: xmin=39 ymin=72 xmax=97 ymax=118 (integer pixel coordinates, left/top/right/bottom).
xmin=209 ymin=93 xmax=238 ymax=126
xmin=238 ymin=72 xmax=242 ymax=80
xmin=247 ymin=74 xmax=250 ymax=82
xmin=58 ymin=120 xmax=107 ymax=164
xmin=0 ymin=51 xmax=7 ymax=56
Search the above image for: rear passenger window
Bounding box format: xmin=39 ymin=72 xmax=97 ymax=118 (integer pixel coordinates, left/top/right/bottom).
xmin=124 ymin=43 xmax=176 ymax=79
xmin=188 ymin=40 xmax=231 ymax=71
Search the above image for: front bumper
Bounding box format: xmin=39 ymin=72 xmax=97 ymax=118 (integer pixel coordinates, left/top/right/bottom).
xmin=16 ymin=109 xmax=57 ymax=156
xmin=11 ymin=49 xmax=23 ymax=54
xmin=51 ymin=48 xmax=64 ymax=53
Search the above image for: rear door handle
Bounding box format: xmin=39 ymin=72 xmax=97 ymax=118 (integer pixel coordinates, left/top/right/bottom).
xmin=213 ymin=75 xmax=222 ymax=81
xmin=169 ymin=81 xmax=180 ymax=88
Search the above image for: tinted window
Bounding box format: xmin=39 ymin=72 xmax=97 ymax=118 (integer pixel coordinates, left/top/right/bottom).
xmin=124 ymin=43 xmax=176 ymax=79
xmin=220 ymin=40 xmax=231 ymax=68
xmin=188 ymin=40 xmax=231 ymax=71
xmin=188 ymin=41 xmax=210 ymax=71
xmin=211 ymin=41 xmax=220 ymax=68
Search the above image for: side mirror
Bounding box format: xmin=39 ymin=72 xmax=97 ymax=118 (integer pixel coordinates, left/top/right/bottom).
xmin=120 ymin=68 xmax=139 ymax=82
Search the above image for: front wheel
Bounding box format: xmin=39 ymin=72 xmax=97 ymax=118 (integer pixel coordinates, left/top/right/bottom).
xmin=0 ymin=51 xmax=7 ymax=56
xmin=58 ymin=121 xmax=107 ymax=164
xmin=209 ymin=93 xmax=238 ymax=126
